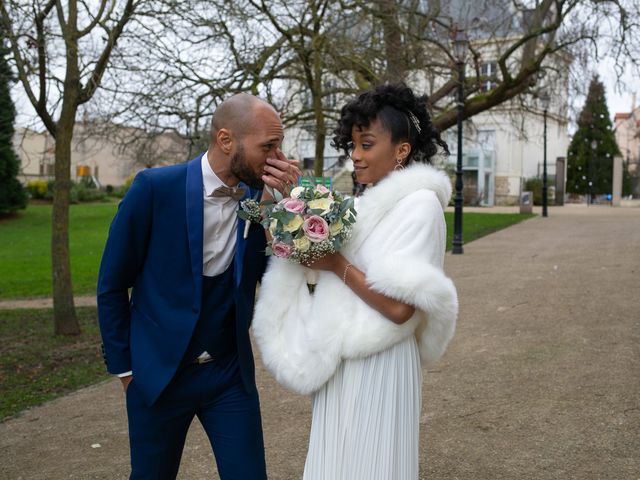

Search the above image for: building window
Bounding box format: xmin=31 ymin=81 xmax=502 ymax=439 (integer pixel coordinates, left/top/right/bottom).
xmin=324 ymin=80 xmax=337 ymax=108
xmin=480 ymin=62 xmax=499 ymax=92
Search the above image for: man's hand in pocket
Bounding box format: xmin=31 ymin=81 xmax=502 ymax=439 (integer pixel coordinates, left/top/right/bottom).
xmin=120 ymin=375 xmax=133 ymax=393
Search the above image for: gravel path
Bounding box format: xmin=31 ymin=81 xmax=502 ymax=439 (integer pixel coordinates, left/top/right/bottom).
xmin=1 ymin=205 xmax=638 ymax=479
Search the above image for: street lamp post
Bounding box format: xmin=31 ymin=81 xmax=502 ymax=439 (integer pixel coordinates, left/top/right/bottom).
xmin=540 ymin=93 xmax=550 ymax=217
xmin=590 ymin=139 xmax=597 ymax=205
xmin=452 ymin=28 xmax=468 ymax=255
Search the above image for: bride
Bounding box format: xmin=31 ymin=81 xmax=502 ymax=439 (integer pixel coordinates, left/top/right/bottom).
xmin=252 ymin=83 xmax=459 ymax=479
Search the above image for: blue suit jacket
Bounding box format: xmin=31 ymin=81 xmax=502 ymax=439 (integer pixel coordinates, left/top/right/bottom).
xmin=97 ymin=155 xmax=268 ymax=405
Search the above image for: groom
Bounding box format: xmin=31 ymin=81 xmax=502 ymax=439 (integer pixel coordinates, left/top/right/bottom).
xmin=97 ymin=93 xmax=299 ymax=479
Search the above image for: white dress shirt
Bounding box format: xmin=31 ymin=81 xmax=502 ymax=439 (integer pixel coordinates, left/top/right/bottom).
xmin=201 ymin=151 xmax=239 ymax=277
xmin=117 ymin=151 xmax=240 ymax=377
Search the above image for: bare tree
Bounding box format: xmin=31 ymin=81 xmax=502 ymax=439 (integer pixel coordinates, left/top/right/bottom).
xmin=1 ymin=0 xmax=152 ymax=335
xmin=235 ymin=0 xmax=381 ymax=176
xmin=378 ymin=0 xmax=640 ymax=131
xmin=67 ymin=0 xmax=640 ymax=181
xmin=92 ymin=0 xmax=385 ymax=176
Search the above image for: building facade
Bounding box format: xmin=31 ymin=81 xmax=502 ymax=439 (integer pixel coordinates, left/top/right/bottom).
xmin=445 ymin=105 xmax=570 ymax=206
xmin=13 ymin=123 xmax=189 ymax=187
xmin=613 ymin=99 xmax=640 ymax=175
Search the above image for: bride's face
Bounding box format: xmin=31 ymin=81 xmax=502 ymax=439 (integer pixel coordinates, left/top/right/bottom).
xmin=350 ymin=118 xmax=410 ymax=185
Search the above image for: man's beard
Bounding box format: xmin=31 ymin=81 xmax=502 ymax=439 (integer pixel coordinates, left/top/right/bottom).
xmin=230 ymin=143 xmax=264 ymax=189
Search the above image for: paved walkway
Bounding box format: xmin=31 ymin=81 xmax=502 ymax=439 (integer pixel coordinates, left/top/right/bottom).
xmin=1 ymin=207 xmax=639 ymax=479
xmin=0 ymin=295 xmax=96 ymax=310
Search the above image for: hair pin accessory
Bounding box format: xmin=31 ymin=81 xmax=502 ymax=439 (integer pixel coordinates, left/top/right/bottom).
xmin=407 ymin=111 xmax=422 ymax=134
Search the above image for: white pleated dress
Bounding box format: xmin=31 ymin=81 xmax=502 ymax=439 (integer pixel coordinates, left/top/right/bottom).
xmin=303 ymin=335 xmax=422 ymax=480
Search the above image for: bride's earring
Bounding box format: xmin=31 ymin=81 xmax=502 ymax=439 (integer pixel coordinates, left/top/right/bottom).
xmin=394 ymin=157 xmax=405 ymax=171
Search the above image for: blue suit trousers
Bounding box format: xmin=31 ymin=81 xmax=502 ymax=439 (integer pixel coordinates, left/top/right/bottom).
xmin=125 ymin=353 xmax=267 ymax=479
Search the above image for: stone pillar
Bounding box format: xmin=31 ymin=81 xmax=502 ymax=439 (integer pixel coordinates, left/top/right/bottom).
xmin=612 ymin=155 xmax=623 ymax=206
xmin=555 ymin=157 xmax=565 ymax=206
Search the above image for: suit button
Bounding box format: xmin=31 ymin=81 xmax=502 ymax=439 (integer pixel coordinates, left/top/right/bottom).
xmin=192 ymin=307 xmax=199 ymax=314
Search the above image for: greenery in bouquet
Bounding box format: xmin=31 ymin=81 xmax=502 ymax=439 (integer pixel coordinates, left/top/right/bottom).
xmin=239 ymin=183 xmax=356 ymax=263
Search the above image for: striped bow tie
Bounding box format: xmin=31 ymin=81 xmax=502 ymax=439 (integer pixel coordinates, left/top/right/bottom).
xmin=210 ymin=185 xmax=247 ymax=201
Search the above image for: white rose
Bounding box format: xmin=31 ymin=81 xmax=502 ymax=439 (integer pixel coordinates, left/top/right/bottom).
xmin=293 ymin=236 xmax=311 ymax=252
xmin=307 ymin=197 xmax=333 ymax=214
xmin=283 ymin=214 xmax=304 ymax=232
xmin=329 ymin=220 xmax=343 ymax=236
xmin=289 ymin=186 xmax=305 ymax=199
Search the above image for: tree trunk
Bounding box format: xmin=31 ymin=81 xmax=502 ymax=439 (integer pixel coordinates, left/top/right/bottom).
xmin=53 ymin=0 xmax=81 ymax=336
xmin=376 ymin=0 xmax=405 ymax=81
xmin=312 ymin=37 xmax=326 ymax=178
xmin=313 ymin=73 xmax=327 ymax=177
xmin=313 ymin=86 xmax=326 ymax=177
xmin=313 ymin=128 xmax=326 ymax=178
xmin=52 ymin=109 xmax=80 ymax=335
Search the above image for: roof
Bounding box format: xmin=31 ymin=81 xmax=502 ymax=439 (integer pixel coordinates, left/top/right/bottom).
xmin=614 ymin=113 xmax=631 ymax=121
xmin=438 ymin=0 xmax=532 ymax=39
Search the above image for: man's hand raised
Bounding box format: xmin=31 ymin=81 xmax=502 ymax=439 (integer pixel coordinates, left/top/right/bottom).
xmin=262 ymin=149 xmax=302 ymax=197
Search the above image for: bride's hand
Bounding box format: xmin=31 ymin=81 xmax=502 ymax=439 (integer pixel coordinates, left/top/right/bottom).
xmin=305 ymin=252 xmax=343 ymax=273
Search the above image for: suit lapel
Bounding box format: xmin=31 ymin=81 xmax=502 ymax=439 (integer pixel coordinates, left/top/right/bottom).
xmin=234 ymin=184 xmax=256 ymax=287
xmin=186 ymin=156 xmax=204 ymax=298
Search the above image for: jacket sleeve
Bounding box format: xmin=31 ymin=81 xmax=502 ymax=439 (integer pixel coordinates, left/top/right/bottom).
xmin=97 ymin=171 xmax=153 ymax=374
xmin=365 ymin=189 xmax=458 ymax=365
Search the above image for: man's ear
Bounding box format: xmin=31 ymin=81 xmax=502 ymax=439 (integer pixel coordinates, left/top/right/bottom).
xmin=216 ymin=128 xmax=233 ymax=154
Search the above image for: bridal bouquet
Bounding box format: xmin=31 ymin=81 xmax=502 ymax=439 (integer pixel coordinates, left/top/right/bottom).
xmin=238 ymin=183 xmax=357 ymax=291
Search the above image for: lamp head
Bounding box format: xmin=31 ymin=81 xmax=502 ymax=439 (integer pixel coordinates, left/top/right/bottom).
xmin=540 ymin=92 xmax=551 ymax=111
xmin=453 ymin=28 xmax=468 ymax=61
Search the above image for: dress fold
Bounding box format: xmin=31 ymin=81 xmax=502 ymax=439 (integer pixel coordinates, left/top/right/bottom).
xmin=303 ymin=336 xmax=422 ymax=480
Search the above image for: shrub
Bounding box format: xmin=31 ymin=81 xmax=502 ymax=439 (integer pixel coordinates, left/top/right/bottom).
xmin=72 ymin=183 xmax=107 ymax=203
xmin=112 ymin=173 xmax=136 ymax=198
xmin=27 ymin=179 xmax=107 ymax=203
xmin=524 ymin=177 xmax=543 ymax=205
xmin=26 ymin=180 xmax=49 ymax=199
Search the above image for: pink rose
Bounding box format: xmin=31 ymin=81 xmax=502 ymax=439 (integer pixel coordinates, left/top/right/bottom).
xmin=315 ymin=185 xmax=333 ymax=198
xmin=272 ymin=242 xmax=294 ymax=258
xmin=283 ymin=198 xmax=306 ymax=214
xmin=303 ymin=215 xmax=330 ymax=242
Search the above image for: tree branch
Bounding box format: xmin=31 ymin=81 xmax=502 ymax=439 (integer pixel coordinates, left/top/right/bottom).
xmin=78 ymin=0 xmax=135 ymax=104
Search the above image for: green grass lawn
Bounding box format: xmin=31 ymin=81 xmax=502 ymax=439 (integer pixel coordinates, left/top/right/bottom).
xmin=445 ymin=211 xmax=535 ymax=251
xmin=0 ymin=202 xmax=117 ymax=299
xmin=0 ymin=307 xmax=108 ymax=421
xmin=0 ymin=203 xmax=534 ymax=300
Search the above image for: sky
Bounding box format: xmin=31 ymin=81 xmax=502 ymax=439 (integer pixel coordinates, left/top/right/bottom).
xmin=596 ymin=57 xmax=638 ymax=117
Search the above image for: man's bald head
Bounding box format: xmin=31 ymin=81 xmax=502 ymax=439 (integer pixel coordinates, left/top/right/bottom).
xmin=210 ymin=93 xmax=277 ymax=139
xmin=207 ymin=92 xmax=284 ymax=189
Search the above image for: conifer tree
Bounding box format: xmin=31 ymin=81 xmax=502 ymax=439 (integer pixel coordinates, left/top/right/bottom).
xmin=567 ymin=76 xmax=620 ymax=196
xmin=0 ymin=32 xmax=27 ymax=214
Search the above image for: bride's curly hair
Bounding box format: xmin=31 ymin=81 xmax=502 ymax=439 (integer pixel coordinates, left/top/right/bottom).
xmin=332 ymin=83 xmax=449 ymax=164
